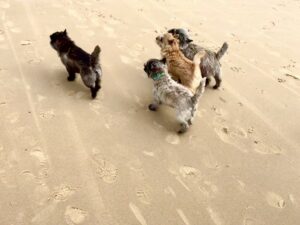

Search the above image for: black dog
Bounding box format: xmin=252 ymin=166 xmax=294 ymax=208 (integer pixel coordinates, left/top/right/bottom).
xmin=168 ymin=28 xmax=228 ymax=89
xmin=50 ymin=29 xmax=102 ymax=98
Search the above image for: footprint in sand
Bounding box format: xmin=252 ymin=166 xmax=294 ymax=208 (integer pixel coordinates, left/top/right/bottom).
xmin=165 ymin=134 xmax=180 ymax=145
xmin=93 ymin=155 xmax=118 ymax=184
xmin=179 ymin=166 xmax=200 ymax=179
xmin=136 ymin=187 xmax=152 ymax=205
xmin=51 ymin=184 xmax=76 ymax=202
xmin=39 ymin=109 xmax=55 ymax=120
xmin=266 ymin=192 xmax=286 ymax=209
xmin=253 ymin=141 xmax=282 ymax=155
xmin=65 ymin=206 xmax=88 ymax=225
xmin=214 ymin=118 xmax=249 ymax=153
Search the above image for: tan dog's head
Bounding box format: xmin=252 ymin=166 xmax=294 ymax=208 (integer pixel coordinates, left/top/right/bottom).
xmin=155 ymin=33 xmax=180 ymax=52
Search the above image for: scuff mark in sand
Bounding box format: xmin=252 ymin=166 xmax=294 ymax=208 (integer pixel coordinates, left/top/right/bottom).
xmin=175 ymin=176 xmax=191 ymax=192
xmin=207 ymin=207 xmax=223 ymax=225
xmin=176 ymin=209 xmax=191 ymax=225
xmin=129 ymin=202 xmax=147 ymax=225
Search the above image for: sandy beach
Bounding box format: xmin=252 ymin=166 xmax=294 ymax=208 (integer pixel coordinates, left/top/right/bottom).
xmin=0 ymin=0 xmax=300 ymax=224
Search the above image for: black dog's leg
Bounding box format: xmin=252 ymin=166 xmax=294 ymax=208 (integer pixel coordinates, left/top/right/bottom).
xmin=66 ymin=65 xmax=76 ymax=81
xmin=90 ymin=76 xmax=101 ymax=99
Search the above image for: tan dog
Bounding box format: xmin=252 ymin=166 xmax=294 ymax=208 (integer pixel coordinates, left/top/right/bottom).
xmin=156 ymin=33 xmax=205 ymax=92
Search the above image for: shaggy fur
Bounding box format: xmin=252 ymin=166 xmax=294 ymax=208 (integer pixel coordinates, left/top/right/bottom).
xmin=144 ymin=58 xmax=206 ymax=134
xmin=165 ymin=28 xmax=228 ymax=89
xmin=50 ymin=29 xmax=102 ymax=98
xmin=156 ymin=33 xmax=206 ymax=93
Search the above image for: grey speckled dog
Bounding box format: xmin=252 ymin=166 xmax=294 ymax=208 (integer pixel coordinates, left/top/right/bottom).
xmin=50 ymin=29 xmax=102 ymax=99
xmin=168 ymin=28 xmax=228 ymax=89
xmin=144 ymin=58 xmax=206 ymax=134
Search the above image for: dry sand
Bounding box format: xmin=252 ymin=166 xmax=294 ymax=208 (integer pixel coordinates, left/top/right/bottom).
xmin=0 ymin=0 xmax=300 ymax=224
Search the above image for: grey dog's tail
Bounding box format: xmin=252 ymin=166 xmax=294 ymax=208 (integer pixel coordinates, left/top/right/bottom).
xmin=216 ymin=42 xmax=228 ymax=60
xmin=191 ymin=77 xmax=206 ymax=105
xmin=90 ymin=45 xmax=101 ymax=67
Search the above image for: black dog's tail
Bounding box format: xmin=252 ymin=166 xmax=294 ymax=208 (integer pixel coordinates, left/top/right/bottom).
xmin=216 ymin=42 xmax=228 ymax=60
xmin=90 ymin=45 xmax=101 ymax=67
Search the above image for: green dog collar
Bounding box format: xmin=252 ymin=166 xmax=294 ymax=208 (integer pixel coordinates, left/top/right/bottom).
xmin=152 ymin=72 xmax=165 ymax=81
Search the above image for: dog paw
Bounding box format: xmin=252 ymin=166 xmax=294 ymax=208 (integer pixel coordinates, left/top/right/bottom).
xmin=177 ymin=128 xmax=187 ymax=134
xmin=213 ymin=85 xmax=220 ymax=89
xmin=148 ymin=104 xmax=157 ymax=111
xmin=178 ymin=123 xmax=188 ymax=134
xmin=67 ymin=77 xmax=75 ymax=81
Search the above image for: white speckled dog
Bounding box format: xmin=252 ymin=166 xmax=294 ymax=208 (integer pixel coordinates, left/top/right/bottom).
xmin=144 ymin=58 xmax=206 ymax=133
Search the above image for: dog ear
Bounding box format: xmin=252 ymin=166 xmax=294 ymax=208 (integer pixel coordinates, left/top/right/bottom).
xmin=63 ymin=29 xmax=67 ymax=35
xmin=160 ymin=58 xmax=166 ymax=64
xmin=168 ymin=39 xmax=175 ymax=45
xmin=168 ymin=29 xmax=175 ymax=34
xmin=187 ymin=38 xmax=193 ymax=43
xmin=173 ymin=34 xmax=180 ymax=40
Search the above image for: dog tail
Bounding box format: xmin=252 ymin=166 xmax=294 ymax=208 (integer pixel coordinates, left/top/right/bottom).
xmin=191 ymin=77 xmax=206 ymax=106
xmin=216 ymin=42 xmax=228 ymax=60
xmin=90 ymin=45 xmax=101 ymax=67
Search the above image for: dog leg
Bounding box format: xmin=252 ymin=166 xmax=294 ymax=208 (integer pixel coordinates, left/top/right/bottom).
xmin=205 ymin=77 xmax=211 ymax=87
xmin=213 ymin=71 xmax=222 ymax=89
xmin=176 ymin=110 xmax=191 ymax=133
xmin=148 ymin=99 xmax=160 ymax=111
xmin=66 ymin=66 xmax=76 ymax=81
xmin=178 ymin=122 xmax=189 ymax=134
xmin=148 ymin=103 xmax=159 ymax=111
xmin=90 ymin=76 xmax=101 ymax=99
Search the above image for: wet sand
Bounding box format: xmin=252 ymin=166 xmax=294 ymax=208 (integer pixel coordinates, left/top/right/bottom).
xmin=0 ymin=0 xmax=300 ymax=224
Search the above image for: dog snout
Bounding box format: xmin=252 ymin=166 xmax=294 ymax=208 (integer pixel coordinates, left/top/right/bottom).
xmin=156 ymin=36 xmax=162 ymax=42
